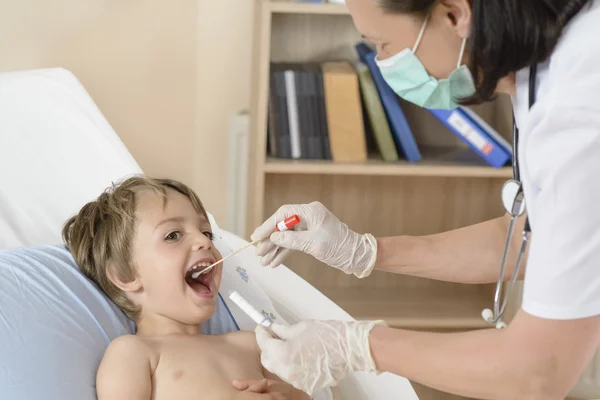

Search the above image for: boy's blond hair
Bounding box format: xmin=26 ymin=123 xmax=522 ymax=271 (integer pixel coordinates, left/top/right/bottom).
xmin=62 ymin=175 xmax=209 ymax=322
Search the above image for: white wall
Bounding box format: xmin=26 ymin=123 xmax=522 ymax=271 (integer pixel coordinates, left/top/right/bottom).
xmin=196 ymin=0 xmax=255 ymax=227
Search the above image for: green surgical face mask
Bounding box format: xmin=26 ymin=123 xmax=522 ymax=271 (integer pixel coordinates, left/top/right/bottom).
xmin=374 ymin=13 xmax=476 ymax=110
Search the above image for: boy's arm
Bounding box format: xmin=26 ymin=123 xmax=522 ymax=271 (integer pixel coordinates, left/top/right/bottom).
xmin=96 ymin=335 xmax=152 ymax=400
xmin=262 ymin=369 xmax=312 ymax=400
xmin=234 ymin=381 xmax=279 ymax=399
xmin=234 ymin=374 xmax=312 ymax=400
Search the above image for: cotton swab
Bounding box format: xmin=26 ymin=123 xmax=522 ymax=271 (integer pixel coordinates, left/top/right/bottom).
xmin=191 ymin=214 xmax=300 ymax=279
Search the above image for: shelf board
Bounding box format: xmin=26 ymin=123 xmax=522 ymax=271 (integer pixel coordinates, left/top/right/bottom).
xmin=268 ymin=1 xmax=350 ymax=15
xmin=263 ymin=157 xmax=512 ymax=178
xmin=324 ymin=286 xmax=492 ymax=330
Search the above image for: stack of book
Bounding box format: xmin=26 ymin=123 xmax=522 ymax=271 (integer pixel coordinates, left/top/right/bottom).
xmin=267 ymin=42 xmax=512 ymax=168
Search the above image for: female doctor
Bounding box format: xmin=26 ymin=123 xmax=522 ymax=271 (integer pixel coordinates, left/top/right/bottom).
xmin=242 ymin=0 xmax=600 ymax=398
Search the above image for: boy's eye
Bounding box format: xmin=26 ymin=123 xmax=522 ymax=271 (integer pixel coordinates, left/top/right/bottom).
xmin=204 ymin=231 xmax=215 ymax=241
xmin=165 ymin=231 xmax=181 ymax=242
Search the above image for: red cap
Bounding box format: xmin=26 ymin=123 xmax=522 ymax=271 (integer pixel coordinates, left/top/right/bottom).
xmin=283 ymin=214 xmax=300 ymax=229
xmin=275 ymin=214 xmax=301 ymax=231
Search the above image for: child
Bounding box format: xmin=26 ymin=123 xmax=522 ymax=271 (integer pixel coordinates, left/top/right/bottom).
xmin=62 ymin=175 xmax=310 ymax=400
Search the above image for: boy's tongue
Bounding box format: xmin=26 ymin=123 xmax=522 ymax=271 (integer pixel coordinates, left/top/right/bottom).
xmin=186 ymin=272 xmax=211 ymax=295
xmin=190 ymin=281 xmax=210 ymax=294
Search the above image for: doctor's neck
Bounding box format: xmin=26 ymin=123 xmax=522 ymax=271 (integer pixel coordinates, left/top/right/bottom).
xmin=495 ymin=72 xmax=517 ymax=97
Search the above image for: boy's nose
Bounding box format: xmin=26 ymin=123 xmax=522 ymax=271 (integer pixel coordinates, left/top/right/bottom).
xmin=191 ymin=236 xmax=212 ymax=251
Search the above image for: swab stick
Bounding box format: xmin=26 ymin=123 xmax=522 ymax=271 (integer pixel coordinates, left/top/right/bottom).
xmin=190 ymin=214 xmax=300 ymax=279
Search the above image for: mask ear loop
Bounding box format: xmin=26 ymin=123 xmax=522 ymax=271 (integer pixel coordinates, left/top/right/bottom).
xmin=457 ymin=37 xmax=467 ymax=68
xmin=412 ymin=12 xmax=429 ymax=53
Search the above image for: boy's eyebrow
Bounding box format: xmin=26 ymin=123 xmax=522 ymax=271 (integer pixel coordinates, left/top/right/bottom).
xmin=155 ymin=216 xmax=185 ymax=230
xmin=155 ymin=215 xmax=210 ymax=230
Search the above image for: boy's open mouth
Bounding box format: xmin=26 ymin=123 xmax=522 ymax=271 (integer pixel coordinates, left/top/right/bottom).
xmin=185 ymin=264 xmax=214 ymax=296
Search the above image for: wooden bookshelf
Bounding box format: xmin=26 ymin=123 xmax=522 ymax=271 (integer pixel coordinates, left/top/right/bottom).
xmin=247 ymin=3 xmax=515 ymax=397
xmin=264 ymin=156 xmax=513 ymax=178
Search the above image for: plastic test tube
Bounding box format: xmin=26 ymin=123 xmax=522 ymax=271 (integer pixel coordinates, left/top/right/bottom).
xmin=229 ymin=291 xmax=274 ymax=329
xmin=275 ymin=214 xmax=300 ymax=232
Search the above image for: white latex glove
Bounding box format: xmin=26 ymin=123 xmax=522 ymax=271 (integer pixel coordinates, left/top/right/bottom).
xmin=255 ymin=320 xmax=386 ymax=396
xmin=251 ymin=201 xmax=378 ymax=278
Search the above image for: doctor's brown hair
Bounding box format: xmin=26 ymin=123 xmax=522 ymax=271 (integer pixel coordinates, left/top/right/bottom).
xmin=62 ymin=175 xmax=209 ymax=322
xmin=377 ymin=0 xmax=592 ymax=104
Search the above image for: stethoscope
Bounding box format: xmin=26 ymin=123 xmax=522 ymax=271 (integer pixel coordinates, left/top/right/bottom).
xmin=481 ymin=64 xmax=537 ymax=329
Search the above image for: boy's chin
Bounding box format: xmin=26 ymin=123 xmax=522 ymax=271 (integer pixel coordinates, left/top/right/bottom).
xmin=183 ymin=302 xmax=217 ymax=325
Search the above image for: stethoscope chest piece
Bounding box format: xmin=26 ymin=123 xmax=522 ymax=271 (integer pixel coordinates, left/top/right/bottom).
xmin=501 ymin=179 xmax=526 ymax=217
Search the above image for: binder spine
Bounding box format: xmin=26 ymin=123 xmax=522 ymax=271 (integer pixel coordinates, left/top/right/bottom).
xmin=430 ymin=108 xmax=512 ymax=168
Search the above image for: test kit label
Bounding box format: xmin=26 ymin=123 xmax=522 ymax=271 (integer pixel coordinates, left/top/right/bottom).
xmin=447 ymin=111 xmax=493 ymax=155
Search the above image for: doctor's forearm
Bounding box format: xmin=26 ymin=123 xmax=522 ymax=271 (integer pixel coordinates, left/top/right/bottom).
xmin=369 ymin=326 xmax=545 ymax=399
xmin=374 ymin=214 xmax=527 ymax=284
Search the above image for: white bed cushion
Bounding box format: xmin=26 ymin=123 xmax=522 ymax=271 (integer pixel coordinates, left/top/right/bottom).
xmin=0 ymin=67 xmax=143 ymax=249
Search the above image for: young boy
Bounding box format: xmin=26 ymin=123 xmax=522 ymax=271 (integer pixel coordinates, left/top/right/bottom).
xmin=62 ymin=176 xmax=310 ymax=400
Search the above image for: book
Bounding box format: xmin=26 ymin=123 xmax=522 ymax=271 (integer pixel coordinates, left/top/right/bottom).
xmin=321 ymin=61 xmax=368 ymax=162
xmin=428 ymin=107 xmax=512 ymax=168
xmin=355 ymin=42 xmax=422 ymax=162
xmin=354 ymin=62 xmax=399 ymax=161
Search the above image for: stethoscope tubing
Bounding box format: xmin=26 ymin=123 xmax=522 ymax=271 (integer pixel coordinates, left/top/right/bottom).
xmin=483 ymin=64 xmax=537 ymax=327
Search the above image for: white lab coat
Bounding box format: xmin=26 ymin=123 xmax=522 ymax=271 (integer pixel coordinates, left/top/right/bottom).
xmin=511 ymin=1 xmax=600 ymax=397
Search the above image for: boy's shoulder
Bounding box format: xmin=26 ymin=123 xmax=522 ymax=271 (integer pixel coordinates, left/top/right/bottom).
xmin=101 ymin=334 xmax=155 ymax=367
xmin=96 ymin=335 xmax=154 ymax=398
xmin=108 ymin=333 xmax=149 ymax=349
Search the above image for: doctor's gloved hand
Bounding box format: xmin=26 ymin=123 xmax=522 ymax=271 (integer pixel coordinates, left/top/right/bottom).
xmin=251 ymin=202 xmax=378 ymax=278
xmin=254 ymin=320 xmax=386 ymax=396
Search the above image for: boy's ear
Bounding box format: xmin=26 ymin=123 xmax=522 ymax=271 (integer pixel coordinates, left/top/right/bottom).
xmin=107 ymin=267 xmax=143 ymax=293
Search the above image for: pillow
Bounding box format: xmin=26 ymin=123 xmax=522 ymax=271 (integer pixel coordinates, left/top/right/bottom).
xmin=0 ymin=245 xmax=133 ymax=398
xmin=0 ymin=242 xmax=241 ymax=399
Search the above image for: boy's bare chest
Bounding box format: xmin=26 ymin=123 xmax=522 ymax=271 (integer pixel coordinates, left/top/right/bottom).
xmin=150 ymin=338 xmax=263 ymax=400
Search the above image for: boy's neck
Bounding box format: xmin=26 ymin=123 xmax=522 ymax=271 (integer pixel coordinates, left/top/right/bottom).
xmin=135 ymin=313 xmax=204 ymax=336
